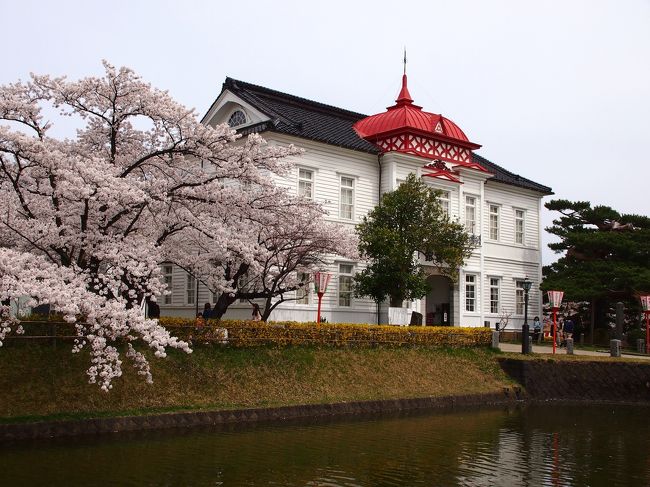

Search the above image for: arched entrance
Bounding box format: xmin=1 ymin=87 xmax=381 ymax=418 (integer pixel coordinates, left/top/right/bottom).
xmin=425 ymin=275 xmax=453 ymax=326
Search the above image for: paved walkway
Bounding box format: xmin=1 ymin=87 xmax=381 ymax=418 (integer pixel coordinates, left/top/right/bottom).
xmin=498 ymin=342 xmax=650 ymax=360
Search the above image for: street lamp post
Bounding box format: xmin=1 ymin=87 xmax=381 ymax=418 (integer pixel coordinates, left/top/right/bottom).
xmin=314 ymin=272 xmax=332 ymax=326
xmin=640 ymin=295 xmax=650 ymax=354
xmin=521 ymin=277 xmax=533 ymax=354
xmin=548 ymin=290 xmax=564 ymax=354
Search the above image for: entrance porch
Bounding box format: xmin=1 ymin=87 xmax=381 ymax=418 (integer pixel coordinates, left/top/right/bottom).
xmin=422 ymin=274 xmax=454 ymax=326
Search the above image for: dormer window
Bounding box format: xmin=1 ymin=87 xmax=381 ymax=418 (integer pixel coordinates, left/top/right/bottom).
xmin=227 ymin=109 xmax=247 ymax=127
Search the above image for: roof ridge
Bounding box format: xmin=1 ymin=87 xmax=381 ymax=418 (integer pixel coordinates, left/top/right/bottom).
xmin=234 ymin=89 xmax=298 ymax=128
xmin=224 ymin=77 xmax=368 ymax=121
xmin=473 ymin=152 xmax=553 ymax=194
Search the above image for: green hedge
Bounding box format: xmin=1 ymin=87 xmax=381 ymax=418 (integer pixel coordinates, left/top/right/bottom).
xmin=7 ymin=318 xmax=492 ymax=349
xmin=159 ymin=317 xmax=492 ymax=348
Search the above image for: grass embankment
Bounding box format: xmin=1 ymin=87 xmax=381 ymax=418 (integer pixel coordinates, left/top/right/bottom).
xmin=0 ymin=344 xmax=512 ymax=424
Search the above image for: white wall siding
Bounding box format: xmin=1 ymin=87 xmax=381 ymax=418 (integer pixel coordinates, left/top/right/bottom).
xmin=482 ymin=257 xmax=542 ymax=329
xmin=483 ymin=183 xmax=540 ymax=249
xmin=269 ymin=134 xmax=379 ymax=223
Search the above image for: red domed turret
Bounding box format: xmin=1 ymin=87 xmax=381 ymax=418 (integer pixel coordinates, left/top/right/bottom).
xmin=353 ymin=74 xmax=483 ymax=168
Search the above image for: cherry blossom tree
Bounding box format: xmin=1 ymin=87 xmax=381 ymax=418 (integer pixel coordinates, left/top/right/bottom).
xmin=248 ymin=212 xmax=358 ymax=322
xmin=167 ymin=193 xmax=358 ymax=320
xmin=0 ymin=62 xmax=299 ymax=389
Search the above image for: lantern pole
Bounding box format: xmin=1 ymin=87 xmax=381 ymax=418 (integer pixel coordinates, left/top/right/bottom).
xmin=314 ymin=272 xmax=332 ymax=326
xmin=640 ymin=295 xmax=650 ymax=354
xmin=646 ymin=311 xmax=650 ymax=355
xmin=552 ymin=307 xmax=558 ymax=354
xmin=317 ymin=291 xmax=324 ymax=325
xmin=521 ymin=277 xmax=532 ymax=354
xmin=548 ymin=290 xmax=564 ymax=355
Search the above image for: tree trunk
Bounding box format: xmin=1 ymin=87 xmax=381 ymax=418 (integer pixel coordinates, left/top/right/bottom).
xmin=212 ymin=293 xmax=237 ymax=320
xmin=261 ymin=296 xmax=274 ymax=321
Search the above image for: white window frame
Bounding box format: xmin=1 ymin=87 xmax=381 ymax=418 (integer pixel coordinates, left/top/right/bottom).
xmin=298 ymin=168 xmax=314 ymax=200
xmin=515 ymin=208 xmax=526 ymax=245
xmin=295 ymin=272 xmax=310 ymax=305
xmin=465 ymin=195 xmax=477 ymax=234
xmin=489 ymin=277 xmax=500 ymax=314
xmin=227 ymin=109 xmax=247 ymax=128
xmin=186 ymin=273 xmax=197 ymax=306
xmin=489 ymin=204 xmax=500 ymax=241
xmin=439 ymin=190 xmax=450 ymax=217
xmin=339 ymin=176 xmax=355 ymax=220
xmin=162 ymin=265 xmax=173 ymax=305
xmin=338 ymin=263 xmax=354 ymax=307
xmin=465 ymin=274 xmax=477 ymax=312
xmin=515 ymin=280 xmax=525 ymax=315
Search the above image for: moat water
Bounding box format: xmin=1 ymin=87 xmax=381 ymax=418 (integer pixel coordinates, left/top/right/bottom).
xmin=2 ymin=403 xmax=649 ymax=486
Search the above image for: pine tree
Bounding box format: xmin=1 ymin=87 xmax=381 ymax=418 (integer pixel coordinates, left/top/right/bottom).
xmin=542 ymin=199 xmax=650 ymax=337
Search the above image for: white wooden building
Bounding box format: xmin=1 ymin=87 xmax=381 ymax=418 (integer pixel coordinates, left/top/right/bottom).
xmin=161 ymin=74 xmax=552 ymax=329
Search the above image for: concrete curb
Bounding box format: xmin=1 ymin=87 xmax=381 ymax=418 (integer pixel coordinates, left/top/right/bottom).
xmin=0 ymin=389 xmax=523 ymax=441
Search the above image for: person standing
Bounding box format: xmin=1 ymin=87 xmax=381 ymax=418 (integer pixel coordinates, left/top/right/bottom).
xmin=543 ymin=317 xmax=551 ymax=340
xmin=203 ymin=302 xmax=213 ymax=321
xmin=147 ymin=299 xmax=160 ymax=319
xmin=564 ymin=318 xmax=574 ymax=341
xmin=252 ymin=303 xmax=262 ymax=321
xmin=532 ymin=316 xmax=541 ymax=343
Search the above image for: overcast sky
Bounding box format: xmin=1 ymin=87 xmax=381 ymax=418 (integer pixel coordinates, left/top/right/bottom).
xmin=3 ymin=0 xmax=649 ymax=265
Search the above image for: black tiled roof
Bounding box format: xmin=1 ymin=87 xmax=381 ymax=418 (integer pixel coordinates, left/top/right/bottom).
xmin=214 ymin=78 xmax=552 ymax=195
xmin=473 ymin=153 xmax=553 ymax=195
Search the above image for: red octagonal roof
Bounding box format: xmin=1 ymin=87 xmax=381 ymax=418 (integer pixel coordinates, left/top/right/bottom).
xmin=353 ymin=74 xmax=481 ymax=151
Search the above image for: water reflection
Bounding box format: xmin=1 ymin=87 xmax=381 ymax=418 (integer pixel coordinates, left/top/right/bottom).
xmin=1 ymin=404 xmax=649 ymax=486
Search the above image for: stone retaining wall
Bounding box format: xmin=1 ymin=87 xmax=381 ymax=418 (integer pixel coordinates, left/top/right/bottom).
xmin=0 ymin=390 xmax=521 ymax=441
xmin=499 ymin=358 xmax=650 ymax=401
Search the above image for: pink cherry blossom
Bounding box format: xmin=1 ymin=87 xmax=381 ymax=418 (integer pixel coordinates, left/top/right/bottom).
xmin=0 ymin=61 xmax=306 ymax=389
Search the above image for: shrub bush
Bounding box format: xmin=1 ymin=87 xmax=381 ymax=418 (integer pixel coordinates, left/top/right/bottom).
xmin=159 ymin=318 xmax=491 ymax=348
xmin=10 ymin=318 xmax=492 ymax=349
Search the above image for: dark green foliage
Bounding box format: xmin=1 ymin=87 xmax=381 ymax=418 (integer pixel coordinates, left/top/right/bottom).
xmin=542 ymin=199 xmax=650 ymax=325
xmin=354 ymin=174 xmax=473 ymax=307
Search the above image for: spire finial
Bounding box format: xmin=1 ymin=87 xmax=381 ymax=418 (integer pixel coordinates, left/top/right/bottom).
xmin=396 ymin=48 xmax=413 ymax=105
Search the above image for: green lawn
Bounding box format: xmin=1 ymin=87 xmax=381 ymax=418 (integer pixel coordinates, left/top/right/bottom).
xmin=0 ymin=343 xmax=513 ymax=423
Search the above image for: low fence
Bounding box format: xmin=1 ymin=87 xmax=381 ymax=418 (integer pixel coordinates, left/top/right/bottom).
xmin=3 ymin=318 xmax=492 ymax=349
xmin=1 ymin=320 xmax=77 ymax=345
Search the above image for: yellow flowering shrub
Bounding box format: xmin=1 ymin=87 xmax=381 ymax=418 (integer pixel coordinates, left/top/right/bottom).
xmin=158 ymin=317 xmax=491 ymax=348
